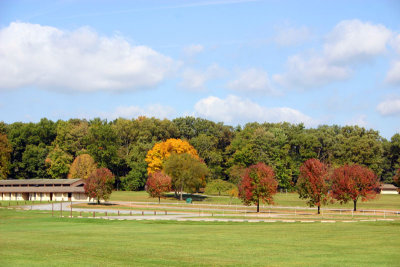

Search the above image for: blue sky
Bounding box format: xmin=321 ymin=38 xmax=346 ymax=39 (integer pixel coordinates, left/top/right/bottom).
xmin=0 ymin=0 xmax=400 ymax=138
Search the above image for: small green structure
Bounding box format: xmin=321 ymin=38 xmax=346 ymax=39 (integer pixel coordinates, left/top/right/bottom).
xmin=186 ymin=197 xmax=192 ymax=204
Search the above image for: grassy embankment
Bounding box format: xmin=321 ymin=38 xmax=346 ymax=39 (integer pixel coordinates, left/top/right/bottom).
xmin=0 ymin=208 xmax=399 ymax=266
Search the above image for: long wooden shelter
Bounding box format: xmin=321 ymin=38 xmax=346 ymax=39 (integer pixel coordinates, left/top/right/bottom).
xmin=0 ymin=179 xmax=88 ymax=201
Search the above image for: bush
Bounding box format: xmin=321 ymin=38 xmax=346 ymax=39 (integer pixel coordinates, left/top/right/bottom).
xmin=205 ymin=179 xmax=237 ymax=196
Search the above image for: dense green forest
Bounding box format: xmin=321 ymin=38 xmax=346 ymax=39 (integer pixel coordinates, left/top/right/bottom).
xmin=0 ymin=117 xmax=399 ymax=190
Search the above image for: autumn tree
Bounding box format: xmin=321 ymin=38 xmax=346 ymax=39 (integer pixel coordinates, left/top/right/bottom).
xmin=0 ymin=133 xmax=12 ymax=179
xmin=239 ymin=162 xmax=278 ymax=212
xmin=45 ymin=146 xmax=73 ymax=179
xmin=68 ymin=154 xmax=97 ymax=179
xmin=330 ymin=164 xmax=380 ymax=211
xmin=145 ymin=138 xmax=198 ymax=174
xmin=146 ymin=172 xmax=172 ymax=203
xmin=84 ymin=168 xmax=114 ymax=204
xmin=163 ymin=153 xmax=209 ymax=200
xmin=393 ymin=168 xmax=400 ymax=188
xmin=296 ymin=159 xmax=329 ymax=214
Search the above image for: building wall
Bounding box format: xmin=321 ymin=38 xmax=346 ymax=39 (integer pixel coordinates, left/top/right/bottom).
xmin=381 ymin=190 xmax=399 ymax=195
xmin=0 ymin=192 xmax=89 ymax=201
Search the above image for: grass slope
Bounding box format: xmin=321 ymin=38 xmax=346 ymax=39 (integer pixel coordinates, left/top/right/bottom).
xmin=1 ymin=208 xmax=399 ymax=266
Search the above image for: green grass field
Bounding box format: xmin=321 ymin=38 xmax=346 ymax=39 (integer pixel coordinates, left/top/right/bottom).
xmin=110 ymin=191 xmax=400 ymax=210
xmin=0 ymin=208 xmax=399 ymax=266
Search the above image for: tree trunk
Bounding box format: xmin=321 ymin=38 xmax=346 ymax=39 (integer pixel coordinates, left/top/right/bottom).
xmin=257 ymin=199 xmax=260 ymax=213
xmin=180 ymin=183 xmax=183 ymax=201
xmin=158 ymin=196 xmax=160 ymax=204
xmin=97 ymin=198 xmax=100 ymax=205
xmin=317 ymin=205 xmax=320 ymax=214
xmin=353 ymin=199 xmax=357 ymax=211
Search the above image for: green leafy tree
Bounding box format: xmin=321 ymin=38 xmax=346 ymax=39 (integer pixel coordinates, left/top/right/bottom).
xmin=163 ymin=153 xmax=209 ymax=200
xmin=87 ymin=119 xmax=119 ymax=173
xmin=21 ymin=144 xmax=50 ymax=178
xmin=45 ymin=146 xmax=73 ymax=179
xmin=205 ymin=179 xmax=236 ymax=196
xmin=54 ymin=119 xmax=89 ymax=156
xmin=0 ymin=133 xmax=12 ymax=179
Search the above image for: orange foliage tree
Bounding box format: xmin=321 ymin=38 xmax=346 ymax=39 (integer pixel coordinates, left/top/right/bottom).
xmin=330 ymin=164 xmax=380 ymax=211
xmin=146 ymin=172 xmax=172 ymax=203
xmin=145 ymin=138 xmax=198 ymax=174
xmin=238 ymin=162 xmax=278 ymax=212
xmin=68 ymin=154 xmax=97 ymax=179
xmin=296 ymin=159 xmax=330 ymax=214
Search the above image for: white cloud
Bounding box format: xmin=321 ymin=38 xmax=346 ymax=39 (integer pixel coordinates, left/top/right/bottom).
xmin=385 ymin=60 xmax=400 ymax=85
xmin=227 ymin=68 xmax=277 ymax=94
xmin=324 ymin=19 xmax=392 ymax=63
xmin=179 ymin=63 xmax=225 ymax=91
xmin=0 ymin=22 xmax=177 ymax=92
xmin=183 ymin=44 xmax=204 ymax=57
xmin=273 ymin=55 xmax=350 ymax=89
xmin=377 ymin=98 xmax=400 ymax=116
xmin=194 ymin=95 xmax=317 ymax=126
xmin=391 ymin=34 xmax=400 ymax=54
xmin=274 ymin=25 xmax=311 ymax=46
xmin=345 ymin=114 xmax=368 ymax=127
xmin=275 ymin=20 xmax=392 ymax=89
xmin=102 ymin=104 xmax=175 ymax=120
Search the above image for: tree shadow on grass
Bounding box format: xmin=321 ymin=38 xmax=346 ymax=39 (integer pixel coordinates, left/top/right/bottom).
xmin=87 ymin=202 xmax=117 ymax=206
xmin=164 ymin=193 xmax=208 ymax=202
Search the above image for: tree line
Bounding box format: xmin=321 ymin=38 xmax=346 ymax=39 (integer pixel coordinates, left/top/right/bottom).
xmin=0 ymin=117 xmax=399 ymax=189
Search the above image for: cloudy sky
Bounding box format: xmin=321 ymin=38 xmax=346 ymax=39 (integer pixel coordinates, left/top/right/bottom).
xmin=0 ymin=0 xmax=399 ymax=138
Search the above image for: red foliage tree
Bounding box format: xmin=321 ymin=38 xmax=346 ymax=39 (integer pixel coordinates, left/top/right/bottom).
xmin=394 ymin=169 xmax=400 ymax=188
xmin=84 ymin=168 xmax=114 ymax=204
xmin=296 ymin=159 xmax=329 ymax=214
xmin=330 ymin=164 xmax=380 ymax=211
xmin=238 ymin=162 xmax=278 ymax=212
xmin=146 ymin=172 xmax=172 ymax=203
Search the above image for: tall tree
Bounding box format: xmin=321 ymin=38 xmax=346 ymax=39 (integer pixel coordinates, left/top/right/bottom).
xmin=0 ymin=133 xmax=12 ymax=179
xmin=296 ymin=159 xmax=329 ymax=214
xmin=54 ymin=119 xmax=89 ymax=156
xmin=146 ymin=172 xmax=172 ymax=203
xmin=330 ymin=164 xmax=380 ymax=211
xmin=87 ymin=119 xmax=119 ymax=173
xmin=45 ymin=146 xmax=73 ymax=179
xmin=163 ymin=153 xmax=209 ymax=200
xmin=238 ymin=162 xmax=278 ymax=212
xmin=145 ymin=138 xmax=199 ymax=174
xmin=84 ymin=168 xmax=115 ymax=204
xmin=68 ymin=154 xmax=97 ymax=179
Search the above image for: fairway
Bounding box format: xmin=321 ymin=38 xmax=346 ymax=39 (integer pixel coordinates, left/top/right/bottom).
xmin=1 ymin=208 xmax=399 ymax=266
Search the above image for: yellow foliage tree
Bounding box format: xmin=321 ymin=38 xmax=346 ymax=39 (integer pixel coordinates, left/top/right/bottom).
xmin=68 ymin=154 xmax=97 ymax=179
xmin=145 ymin=138 xmax=198 ymax=174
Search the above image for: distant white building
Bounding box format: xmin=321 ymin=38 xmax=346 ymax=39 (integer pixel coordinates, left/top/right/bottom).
xmin=0 ymin=179 xmax=89 ymax=201
xmin=380 ymin=184 xmax=399 ymax=195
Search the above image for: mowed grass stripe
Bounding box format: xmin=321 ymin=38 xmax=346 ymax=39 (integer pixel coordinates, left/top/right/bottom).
xmin=1 ymin=209 xmax=399 ymax=266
